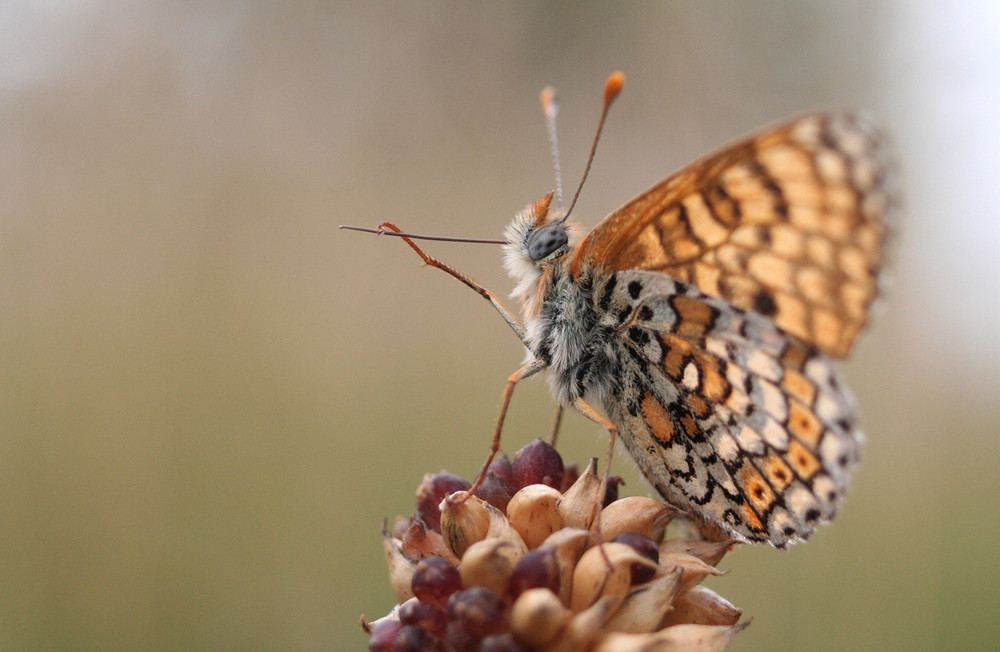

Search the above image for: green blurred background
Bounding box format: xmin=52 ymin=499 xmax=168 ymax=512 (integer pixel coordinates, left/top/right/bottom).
xmin=3 ymin=2 xmax=998 ymax=650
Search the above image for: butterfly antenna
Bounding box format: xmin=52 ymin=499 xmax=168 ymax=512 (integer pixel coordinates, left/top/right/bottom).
xmin=339 ymin=224 xmax=505 ymax=245
xmin=540 ymin=86 xmax=564 ymax=211
xmin=563 ymin=71 xmax=625 ymax=221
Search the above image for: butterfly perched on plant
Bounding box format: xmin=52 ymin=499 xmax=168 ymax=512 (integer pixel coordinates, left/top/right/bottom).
xmin=344 ymin=72 xmax=894 ymax=547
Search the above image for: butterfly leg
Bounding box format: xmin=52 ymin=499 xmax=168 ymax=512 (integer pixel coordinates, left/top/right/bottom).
xmin=450 ymin=358 xmax=549 ymax=505
xmin=547 ymin=404 xmax=564 ymax=447
xmin=568 ymin=397 xmax=617 ymax=535
xmin=375 ymin=222 xmax=529 ymax=345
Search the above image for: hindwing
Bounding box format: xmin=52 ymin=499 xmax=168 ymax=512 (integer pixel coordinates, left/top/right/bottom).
xmin=591 ymin=269 xmax=860 ymax=546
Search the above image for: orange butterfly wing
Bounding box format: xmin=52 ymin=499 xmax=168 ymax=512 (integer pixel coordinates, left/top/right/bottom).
xmin=571 ymin=112 xmax=894 ymax=358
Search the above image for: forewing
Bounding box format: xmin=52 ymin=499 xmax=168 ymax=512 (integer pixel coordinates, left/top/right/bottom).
xmin=592 ymin=269 xmax=860 ymax=546
xmin=572 ymin=112 xmax=895 ymax=358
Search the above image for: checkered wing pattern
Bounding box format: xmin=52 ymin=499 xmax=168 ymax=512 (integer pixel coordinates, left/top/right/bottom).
xmin=593 ymin=269 xmax=859 ymax=546
xmin=573 ymin=112 xmax=893 ymax=358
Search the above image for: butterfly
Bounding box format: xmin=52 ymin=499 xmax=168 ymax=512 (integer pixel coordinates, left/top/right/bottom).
xmin=345 ymin=72 xmax=894 ymax=547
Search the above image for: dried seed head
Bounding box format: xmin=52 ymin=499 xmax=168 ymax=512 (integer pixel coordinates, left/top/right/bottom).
xmin=368 ymin=444 xmax=747 ymax=650
xmin=591 ymin=622 xmax=750 ymax=651
xmin=659 ymin=551 xmax=726 ymax=592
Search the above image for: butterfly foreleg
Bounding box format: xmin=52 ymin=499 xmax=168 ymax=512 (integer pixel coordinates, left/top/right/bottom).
xmin=451 ymin=358 xmax=549 ymax=506
xmin=376 ymin=222 xmax=529 ymax=345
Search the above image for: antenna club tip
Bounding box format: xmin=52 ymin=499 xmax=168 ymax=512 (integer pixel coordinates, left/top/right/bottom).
xmin=604 ymin=71 xmax=625 ymax=104
xmin=540 ymin=86 xmax=558 ymax=114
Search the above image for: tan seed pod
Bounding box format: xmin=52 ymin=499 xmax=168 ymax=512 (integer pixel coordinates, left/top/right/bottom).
xmin=459 ymin=538 xmax=522 ymax=596
xmin=659 ymin=585 xmax=742 ymax=628
xmin=399 ymin=516 xmax=460 ymax=564
xmin=483 ymin=495 xmax=530 ymax=556
xmin=381 ymin=523 xmax=418 ymax=602
xmin=509 ymin=588 xmax=572 ymax=647
xmin=507 ymin=484 xmax=566 ymax=549
xmin=604 ymin=567 xmax=684 ymax=633
xmin=439 ymin=490 xmax=527 ymax=558
xmin=538 ymin=527 xmax=596 ymax=605
xmin=557 ymin=458 xmax=602 ymax=529
xmin=542 ymin=594 xmax=624 ymax=652
xmin=439 ymin=491 xmax=492 ymax=558
xmin=592 ymin=622 xmax=750 ymax=652
xmin=571 ymin=542 xmax=651 ymax=612
xmin=600 ymin=496 xmax=679 ymax=542
xmin=658 ymin=551 xmax=725 ymax=592
xmin=658 ymin=538 xmax=739 ymax=568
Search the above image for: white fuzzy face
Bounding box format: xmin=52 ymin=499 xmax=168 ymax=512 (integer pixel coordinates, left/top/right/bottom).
xmin=501 ymin=198 xmax=583 ymax=316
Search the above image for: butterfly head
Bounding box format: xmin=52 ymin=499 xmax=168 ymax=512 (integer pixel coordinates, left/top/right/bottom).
xmin=503 ymin=191 xmax=583 ymax=306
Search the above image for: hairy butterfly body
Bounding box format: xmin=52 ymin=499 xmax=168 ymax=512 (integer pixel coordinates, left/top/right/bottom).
xmin=504 ymin=109 xmax=891 ymax=546
xmin=347 ymin=75 xmax=894 ymax=547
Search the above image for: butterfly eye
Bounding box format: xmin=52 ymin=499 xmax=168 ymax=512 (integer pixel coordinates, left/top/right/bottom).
xmin=526 ymin=224 xmax=568 ymax=261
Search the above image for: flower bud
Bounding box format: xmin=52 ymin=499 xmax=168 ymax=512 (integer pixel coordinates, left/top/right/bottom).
xmin=507 ymin=546 xmax=560 ymax=600
xmin=411 ymin=557 xmax=462 ymax=609
xmin=446 ymin=586 xmax=508 ymax=637
xmin=512 ymin=438 xmax=563 ymax=489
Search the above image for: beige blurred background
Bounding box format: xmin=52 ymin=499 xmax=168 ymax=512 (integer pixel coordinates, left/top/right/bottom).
xmin=3 ymin=2 xmax=998 ymax=650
